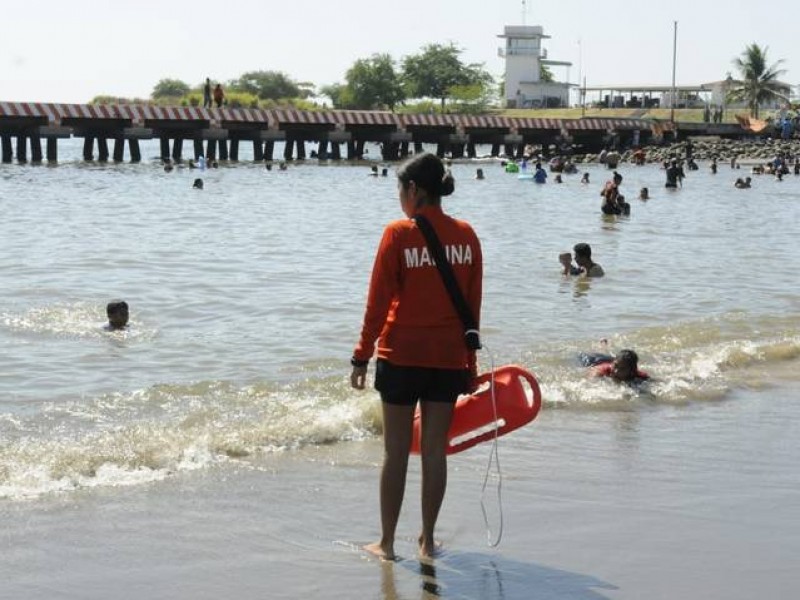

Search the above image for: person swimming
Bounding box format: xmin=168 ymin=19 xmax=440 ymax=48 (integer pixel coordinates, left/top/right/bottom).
xmin=104 ymin=300 xmax=129 ymax=331
xmin=581 ymin=349 xmax=649 ymax=383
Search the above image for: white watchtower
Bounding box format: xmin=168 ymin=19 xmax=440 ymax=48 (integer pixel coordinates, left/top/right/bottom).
xmin=498 ymin=24 xmax=572 ymax=108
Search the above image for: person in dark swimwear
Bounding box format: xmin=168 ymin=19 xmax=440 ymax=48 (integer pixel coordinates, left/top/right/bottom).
xmin=616 ymin=194 xmax=630 ymax=215
xmin=560 ymin=243 xmax=604 ymax=277
xmin=665 ymin=160 xmax=684 ymax=188
xmin=581 ymin=349 xmax=649 ymax=383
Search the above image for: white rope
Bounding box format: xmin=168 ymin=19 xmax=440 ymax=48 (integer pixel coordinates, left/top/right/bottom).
xmin=478 ymin=343 xmax=503 ymax=547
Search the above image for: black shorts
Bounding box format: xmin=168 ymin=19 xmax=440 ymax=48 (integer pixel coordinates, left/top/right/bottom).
xmin=374 ymin=359 xmax=469 ymax=406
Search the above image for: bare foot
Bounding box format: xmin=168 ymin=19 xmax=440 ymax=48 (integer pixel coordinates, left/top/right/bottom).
xmin=363 ymin=542 xmax=396 ymax=561
xmin=418 ymin=535 xmax=443 ymax=559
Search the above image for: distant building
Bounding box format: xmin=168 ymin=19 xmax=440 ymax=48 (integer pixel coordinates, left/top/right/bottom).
xmin=498 ymin=25 xmax=572 ymax=109
xmin=704 ymin=79 xmax=792 ymax=111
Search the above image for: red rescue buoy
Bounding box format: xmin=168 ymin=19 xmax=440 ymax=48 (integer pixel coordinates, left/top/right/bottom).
xmin=410 ymin=364 xmax=542 ymax=455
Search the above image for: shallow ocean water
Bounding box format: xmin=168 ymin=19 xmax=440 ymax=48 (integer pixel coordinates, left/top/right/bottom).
xmin=1 ymin=141 xmax=799 ymax=598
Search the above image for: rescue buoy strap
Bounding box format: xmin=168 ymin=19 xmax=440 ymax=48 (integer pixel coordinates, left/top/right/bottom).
xmin=413 ymin=214 xmax=481 ymax=350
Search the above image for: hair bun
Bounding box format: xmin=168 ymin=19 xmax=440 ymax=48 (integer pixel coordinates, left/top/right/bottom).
xmin=440 ymin=171 xmax=455 ymax=197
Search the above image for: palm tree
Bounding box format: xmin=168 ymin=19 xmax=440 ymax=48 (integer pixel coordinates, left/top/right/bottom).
xmin=729 ymin=43 xmax=787 ymax=117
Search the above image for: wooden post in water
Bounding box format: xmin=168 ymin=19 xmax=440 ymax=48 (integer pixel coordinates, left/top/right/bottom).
xmin=16 ymin=135 xmax=27 ymax=163
xmin=400 ymin=141 xmax=409 ymax=158
xmin=491 ymin=143 xmax=500 ymax=157
xmin=1 ymin=135 xmax=12 ymax=162
xmin=218 ymin=139 xmax=229 ymax=160
xmin=159 ymin=136 xmax=170 ymax=161
xmin=504 ymin=143 xmax=514 ymax=157
xmin=414 ymin=142 xmax=424 ymax=154
xmin=30 ymin=134 xmax=43 ymax=163
xmin=97 ymin=137 xmax=109 ymax=162
xmin=435 ymin=142 xmax=445 ymax=158
xmin=113 ymin=137 xmax=125 ymax=162
xmin=346 ymin=140 xmax=356 ymax=160
xmin=283 ymin=137 xmax=294 ymax=160
xmin=317 ymin=140 xmax=328 ymax=160
xmin=193 ymin=139 xmax=204 ymax=160
xmin=295 ymin=140 xmax=306 ymax=160
xmin=172 ymin=137 xmax=183 ymax=161
xmin=206 ymin=140 xmax=217 ymax=160
xmin=252 ymin=140 xmax=263 ymax=161
xmin=330 ymin=141 xmax=341 ymax=160
xmin=47 ymin=138 xmax=58 ymax=162
xmin=229 ymin=139 xmax=239 ymax=161
xmin=128 ymin=139 xmax=141 ymax=163
xmin=355 ymin=140 xmax=365 ymax=159
xmin=467 ymin=142 xmax=476 ymax=158
xmin=264 ymin=141 xmax=274 ymax=161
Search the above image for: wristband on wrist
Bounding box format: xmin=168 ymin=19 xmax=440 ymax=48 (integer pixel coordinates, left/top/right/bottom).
xmin=350 ymin=357 xmax=369 ymax=368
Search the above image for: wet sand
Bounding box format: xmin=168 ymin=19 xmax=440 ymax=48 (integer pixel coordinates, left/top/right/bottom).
xmin=3 ymin=375 xmax=798 ymax=600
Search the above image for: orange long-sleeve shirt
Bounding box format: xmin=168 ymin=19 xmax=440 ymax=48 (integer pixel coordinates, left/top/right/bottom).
xmin=354 ymin=205 xmax=482 ymax=370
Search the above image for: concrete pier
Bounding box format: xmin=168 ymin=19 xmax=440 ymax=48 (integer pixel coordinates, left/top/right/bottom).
xmin=0 ymin=101 xmax=748 ymax=166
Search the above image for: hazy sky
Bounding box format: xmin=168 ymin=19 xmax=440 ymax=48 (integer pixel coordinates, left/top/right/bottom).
xmin=2 ymin=0 xmax=796 ymax=104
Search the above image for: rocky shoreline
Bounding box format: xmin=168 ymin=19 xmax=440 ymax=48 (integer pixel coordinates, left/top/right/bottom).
xmin=573 ymin=138 xmax=800 ymax=165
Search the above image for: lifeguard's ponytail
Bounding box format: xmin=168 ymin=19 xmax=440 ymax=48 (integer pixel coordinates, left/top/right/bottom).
xmin=397 ymin=153 xmax=455 ymax=204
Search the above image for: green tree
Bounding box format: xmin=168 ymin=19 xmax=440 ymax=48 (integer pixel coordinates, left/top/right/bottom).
xmin=320 ymin=83 xmax=354 ymax=109
xmin=540 ymin=64 xmax=554 ymax=83
xmin=448 ymin=83 xmax=494 ymax=114
xmin=729 ymin=43 xmax=787 ymax=117
xmin=228 ymin=71 xmax=307 ymax=100
xmin=151 ymin=78 xmax=191 ymax=99
xmin=344 ymin=54 xmax=405 ymax=110
xmin=402 ymin=43 xmax=493 ymax=110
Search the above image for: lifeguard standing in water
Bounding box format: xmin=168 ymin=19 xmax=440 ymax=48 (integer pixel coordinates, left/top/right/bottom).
xmin=351 ymin=153 xmax=483 ymax=561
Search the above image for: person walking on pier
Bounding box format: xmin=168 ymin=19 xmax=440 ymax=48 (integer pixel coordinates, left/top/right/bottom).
xmin=203 ymin=78 xmax=212 ymax=108
xmin=213 ymin=83 xmax=225 ymax=108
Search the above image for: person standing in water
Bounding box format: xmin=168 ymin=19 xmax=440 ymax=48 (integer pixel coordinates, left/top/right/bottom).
xmin=351 ymin=153 xmax=483 ymax=561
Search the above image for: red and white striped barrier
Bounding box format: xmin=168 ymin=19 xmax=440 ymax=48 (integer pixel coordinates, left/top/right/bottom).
xmin=0 ymin=101 xmax=658 ymax=132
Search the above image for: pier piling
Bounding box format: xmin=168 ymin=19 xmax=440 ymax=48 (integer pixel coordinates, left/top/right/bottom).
xmin=2 ymin=135 xmax=12 ymax=163
xmin=113 ymin=138 xmax=124 ymax=162
xmin=16 ymin=135 xmax=27 ymax=163
xmin=159 ymin=137 xmax=170 ymax=161
xmin=47 ymin=138 xmax=58 ymax=162
xmin=30 ymin=135 xmax=43 ymax=163
xmin=97 ymin=137 xmax=109 ymax=162
xmin=129 ymin=139 xmax=141 ymax=163
xmin=252 ymin=140 xmax=263 ymax=162
xmin=172 ymin=137 xmax=183 ymax=161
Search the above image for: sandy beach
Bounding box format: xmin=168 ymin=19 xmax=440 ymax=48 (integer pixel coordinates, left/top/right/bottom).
xmin=3 ymin=371 xmax=798 ymax=600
